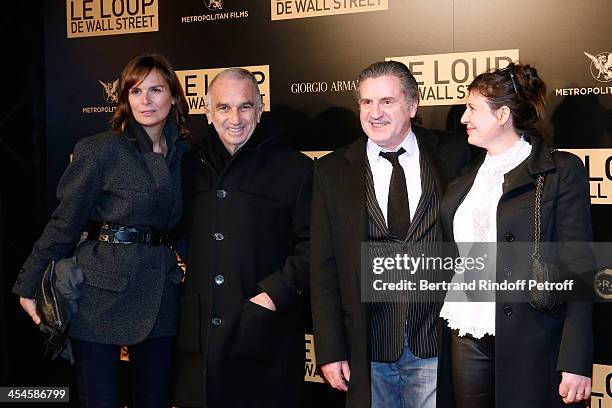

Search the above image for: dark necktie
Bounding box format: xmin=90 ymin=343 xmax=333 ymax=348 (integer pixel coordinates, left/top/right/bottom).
xmin=379 ymin=148 xmax=410 ymax=238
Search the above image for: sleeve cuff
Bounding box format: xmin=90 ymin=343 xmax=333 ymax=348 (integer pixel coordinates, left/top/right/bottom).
xmin=12 ymin=267 xmax=39 ymax=299
xmin=258 ymin=272 xmax=301 ymax=312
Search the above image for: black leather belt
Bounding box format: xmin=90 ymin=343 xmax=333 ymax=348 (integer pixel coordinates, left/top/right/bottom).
xmin=87 ymin=222 xmax=171 ymax=247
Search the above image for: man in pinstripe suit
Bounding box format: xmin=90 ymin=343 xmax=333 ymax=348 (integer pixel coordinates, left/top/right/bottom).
xmin=310 ymin=61 xmax=470 ymax=408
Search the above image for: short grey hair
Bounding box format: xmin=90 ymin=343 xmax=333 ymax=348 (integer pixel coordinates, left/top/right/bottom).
xmin=356 ymin=60 xmax=420 ymax=105
xmin=207 ymin=67 xmax=263 ymax=109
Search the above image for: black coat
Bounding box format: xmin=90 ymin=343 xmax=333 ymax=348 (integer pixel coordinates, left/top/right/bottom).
xmin=173 ymin=123 xmax=313 ymax=408
xmin=310 ymin=127 xmax=470 ymax=408
xmin=13 ymin=121 xmax=188 ymax=344
xmin=436 ymin=134 xmax=593 ymax=408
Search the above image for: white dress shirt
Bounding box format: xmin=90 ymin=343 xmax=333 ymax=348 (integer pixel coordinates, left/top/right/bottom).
xmin=366 ymin=131 xmax=421 ymax=225
xmin=440 ymin=136 xmax=531 ymax=338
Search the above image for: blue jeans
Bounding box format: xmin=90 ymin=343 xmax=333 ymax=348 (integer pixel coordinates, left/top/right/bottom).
xmin=371 ymin=335 xmax=437 ymax=408
xmin=72 ymin=336 xmax=173 ymax=408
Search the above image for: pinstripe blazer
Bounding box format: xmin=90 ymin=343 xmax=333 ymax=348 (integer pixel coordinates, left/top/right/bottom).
xmin=310 ymin=126 xmax=470 ymax=408
xmin=13 ymin=121 xmax=189 ymax=345
xmin=365 ymin=151 xmax=440 ymax=362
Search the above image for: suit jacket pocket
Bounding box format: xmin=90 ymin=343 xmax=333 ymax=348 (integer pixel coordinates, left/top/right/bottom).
xmin=177 ymin=294 xmax=201 ymax=354
xmin=82 ymin=267 xmax=128 ymax=292
xmin=230 ymin=299 xmax=281 ymax=363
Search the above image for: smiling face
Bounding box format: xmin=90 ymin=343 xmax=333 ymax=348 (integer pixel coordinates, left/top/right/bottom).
xmin=205 ymin=76 xmax=263 ymax=155
xmin=358 ymin=75 xmax=417 ymax=150
xmin=461 ymin=90 xmax=505 ymax=150
xmin=128 ymin=69 xmax=173 ymax=138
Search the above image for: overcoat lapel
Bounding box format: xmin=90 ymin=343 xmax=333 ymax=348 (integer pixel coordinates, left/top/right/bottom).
xmin=122 ymin=122 xmax=176 ymax=220
xmin=415 ymin=128 xmax=447 ymax=200
xmin=340 ymin=137 xmax=370 ymax=337
xmin=341 ymin=137 xmax=368 ymax=244
xmin=405 ymin=172 xmax=432 ymax=241
xmin=501 ymin=162 xmax=533 ymax=201
xmin=501 ymin=134 xmax=555 ymax=199
xmin=404 ymin=128 xmax=445 ymax=241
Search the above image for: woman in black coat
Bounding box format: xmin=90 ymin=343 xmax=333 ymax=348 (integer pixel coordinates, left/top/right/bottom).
xmin=13 ymin=54 xmax=190 ymax=407
xmin=437 ymin=63 xmax=593 ymax=408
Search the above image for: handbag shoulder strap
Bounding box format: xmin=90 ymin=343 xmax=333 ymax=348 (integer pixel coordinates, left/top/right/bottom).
xmin=533 ymin=174 xmax=545 ymax=260
xmin=533 ymin=148 xmax=559 ymax=259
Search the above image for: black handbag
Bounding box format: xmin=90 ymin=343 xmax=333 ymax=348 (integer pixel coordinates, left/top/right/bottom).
xmin=35 ymin=257 xmax=83 ymax=361
xmin=529 ymin=174 xmax=564 ymax=314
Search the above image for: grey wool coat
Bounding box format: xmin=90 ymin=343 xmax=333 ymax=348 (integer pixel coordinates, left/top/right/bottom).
xmin=13 ymin=120 xmax=189 ymax=345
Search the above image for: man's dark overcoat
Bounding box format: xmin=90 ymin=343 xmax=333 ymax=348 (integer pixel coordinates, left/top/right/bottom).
xmin=436 ymin=134 xmax=593 ymax=408
xmin=310 ymin=127 xmax=470 ymax=408
xmin=173 ymin=120 xmax=313 ymax=408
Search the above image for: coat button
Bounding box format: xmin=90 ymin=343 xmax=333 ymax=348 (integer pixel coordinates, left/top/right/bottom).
xmin=213 ymin=233 xmax=225 ymax=241
xmin=504 ymin=233 xmax=515 ymax=242
xmin=211 ymin=317 xmax=223 ymax=327
xmin=296 ymin=289 xmax=303 ymax=296
xmin=503 ymin=306 xmax=513 ymax=316
xmin=15 ymin=278 xmax=21 ymax=284
xmin=19 ymin=268 xmax=25 ymax=275
xmin=504 ymin=266 xmax=512 ymax=277
xmin=214 ymin=274 xmax=225 ymax=285
xmin=216 ymin=189 xmax=227 ymax=199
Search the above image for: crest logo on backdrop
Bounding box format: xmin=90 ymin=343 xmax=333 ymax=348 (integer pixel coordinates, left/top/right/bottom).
xmin=82 ymin=78 xmax=119 ymax=115
xmin=204 ymin=0 xmax=223 ymax=11
xmin=594 ymin=268 xmax=612 ymax=300
xmin=181 ymin=0 xmax=247 ymax=23
xmin=584 ymin=51 xmax=612 ymax=83
xmin=98 ymin=79 xmax=119 ymax=104
xmin=554 ymin=51 xmax=612 ymax=97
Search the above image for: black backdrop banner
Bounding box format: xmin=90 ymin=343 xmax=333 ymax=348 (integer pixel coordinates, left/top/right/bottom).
xmin=44 ymin=0 xmax=612 ymax=405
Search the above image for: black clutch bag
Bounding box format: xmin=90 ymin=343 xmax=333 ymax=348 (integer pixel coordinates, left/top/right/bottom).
xmin=36 ymin=260 xmax=69 ymax=359
xmin=35 ymin=257 xmax=83 ymax=361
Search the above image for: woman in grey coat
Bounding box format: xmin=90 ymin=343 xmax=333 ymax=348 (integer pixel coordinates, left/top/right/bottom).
xmin=13 ymin=54 xmax=190 ymax=407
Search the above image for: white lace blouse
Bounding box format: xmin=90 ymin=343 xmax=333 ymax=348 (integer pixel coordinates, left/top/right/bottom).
xmin=439 ymin=137 xmax=532 ymax=338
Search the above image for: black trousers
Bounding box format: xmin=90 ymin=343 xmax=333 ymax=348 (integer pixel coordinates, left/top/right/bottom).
xmin=72 ymin=336 xmax=173 ymax=408
xmin=450 ymin=330 xmax=495 ymax=408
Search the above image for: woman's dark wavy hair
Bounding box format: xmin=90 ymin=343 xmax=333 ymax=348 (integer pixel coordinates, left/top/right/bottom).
xmin=468 ymin=62 xmax=547 ymax=133
xmin=109 ymin=54 xmax=190 ymax=136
